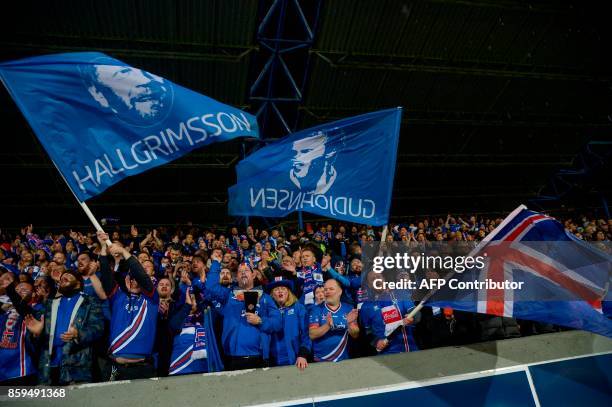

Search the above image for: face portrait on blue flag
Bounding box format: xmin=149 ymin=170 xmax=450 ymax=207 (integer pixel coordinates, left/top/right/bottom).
xmin=229 ymin=108 xmax=402 ymax=226
xmin=290 ymin=130 xmax=341 ymax=195
xmin=0 ymin=52 xmax=259 ymax=201
xmin=79 ymin=60 xmax=173 ymax=127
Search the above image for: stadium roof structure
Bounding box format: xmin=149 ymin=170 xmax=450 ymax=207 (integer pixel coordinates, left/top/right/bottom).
xmin=1 ymin=0 xmax=611 ymax=228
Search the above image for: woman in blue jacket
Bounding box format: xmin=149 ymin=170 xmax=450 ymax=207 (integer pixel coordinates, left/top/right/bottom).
xmin=266 ymin=278 xmax=311 ymax=369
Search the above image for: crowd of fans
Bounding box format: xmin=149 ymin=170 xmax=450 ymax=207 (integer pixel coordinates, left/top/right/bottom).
xmin=0 ymin=213 xmax=610 ymax=385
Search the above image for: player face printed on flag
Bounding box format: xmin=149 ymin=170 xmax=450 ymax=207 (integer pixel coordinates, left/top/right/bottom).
xmin=228 ymin=108 xmax=402 ymax=226
xmin=290 ymin=132 xmax=338 ymax=195
xmin=0 ymin=52 xmax=259 ymax=201
xmin=81 ymin=64 xmax=171 ymax=127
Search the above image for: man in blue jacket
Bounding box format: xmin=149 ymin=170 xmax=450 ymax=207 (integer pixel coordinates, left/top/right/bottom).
xmin=202 ymin=252 xmax=281 ymax=370
xmin=360 ymin=273 xmax=419 ymax=355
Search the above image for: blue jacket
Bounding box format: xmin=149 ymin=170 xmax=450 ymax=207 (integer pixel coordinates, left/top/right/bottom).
xmin=203 ymin=260 xmax=282 ymax=359
xmin=38 ymin=294 xmax=104 ymax=384
xmin=269 ymin=301 xmax=311 ymax=366
xmin=325 ymin=268 xmax=363 ymax=306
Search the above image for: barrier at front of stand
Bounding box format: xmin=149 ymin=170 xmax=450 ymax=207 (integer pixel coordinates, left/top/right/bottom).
xmin=4 ymin=331 xmax=610 ymax=407
xmin=271 ymin=353 xmax=611 ymax=407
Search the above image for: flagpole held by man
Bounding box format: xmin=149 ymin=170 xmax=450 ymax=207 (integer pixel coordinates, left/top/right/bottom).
xmin=0 ymin=52 xmax=259 ymax=232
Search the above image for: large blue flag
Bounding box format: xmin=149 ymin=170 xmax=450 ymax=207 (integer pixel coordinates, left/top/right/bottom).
xmin=228 ymin=108 xmax=402 ymax=226
xmin=427 ymin=205 xmax=612 ymax=337
xmin=0 ymin=52 xmax=258 ymax=201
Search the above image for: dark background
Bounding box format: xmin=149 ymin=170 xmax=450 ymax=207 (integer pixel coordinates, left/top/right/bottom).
xmin=1 ymin=0 xmax=611 ymax=229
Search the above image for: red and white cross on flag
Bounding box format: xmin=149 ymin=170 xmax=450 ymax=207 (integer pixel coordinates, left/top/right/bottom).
xmin=474 ymin=205 xmax=608 ymax=318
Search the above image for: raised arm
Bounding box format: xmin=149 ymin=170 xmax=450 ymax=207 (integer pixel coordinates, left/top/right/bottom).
xmin=88 ymin=273 xmax=108 ymax=300
xmin=326 ymin=267 xmax=350 ymax=287
xmin=139 ymin=232 xmax=152 ymax=251
xmin=152 ymin=229 xmax=164 ymax=251
xmin=97 ymin=231 xmax=116 ymax=296
xmin=349 ymin=275 xmax=362 ymax=290
xmin=202 ymin=254 xmax=230 ymax=305
xmin=126 ymin=225 xmax=142 ymax=253
xmin=125 ymin=255 xmax=154 ymax=297
xmin=106 ymin=240 xmax=154 ymax=297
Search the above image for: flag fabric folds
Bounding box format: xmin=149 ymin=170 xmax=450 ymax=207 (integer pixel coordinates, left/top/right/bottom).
xmin=429 ymin=205 xmax=612 ymax=337
xmin=0 ymin=52 xmax=258 ymax=201
xmin=228 ymin=108 xmax=402 ymax=226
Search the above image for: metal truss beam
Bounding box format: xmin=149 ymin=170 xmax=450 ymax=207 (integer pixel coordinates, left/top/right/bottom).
xmin=312 ymin=50 xmax=611 ymax=83
xmin=299 ymin=107 xmax=612 ymax=128
xmin=250 ymin=0 xmax=323 ymax=137
xmin=1 ymin=34 xmax=255 ymax=63
xmin=428 ymin=0 xmax=577 ymax=13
